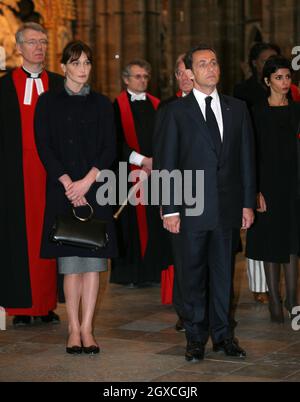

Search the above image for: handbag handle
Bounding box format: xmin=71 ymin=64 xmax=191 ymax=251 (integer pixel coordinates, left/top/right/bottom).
xmin=72 ymin=202 xmax=94 ymax=222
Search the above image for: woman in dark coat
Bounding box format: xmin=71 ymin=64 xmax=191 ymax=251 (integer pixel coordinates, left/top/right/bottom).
xmin=246 ymin=56 xmax=300 ymax=323
xmin=35 ymin=41 xmax=117 ymax=354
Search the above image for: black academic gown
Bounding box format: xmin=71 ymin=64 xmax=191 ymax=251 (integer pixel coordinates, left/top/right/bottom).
xmin=111 ymin=93 xmax=173 ymax=285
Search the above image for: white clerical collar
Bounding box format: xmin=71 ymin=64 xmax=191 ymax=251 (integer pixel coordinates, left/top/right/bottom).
xmin=22 ymin=66 xmax=43 ymax=78
xmin=127 ymin=89 xmax=146 ymax=102
xmin=22 ymin=66 xmax=45 ymax=105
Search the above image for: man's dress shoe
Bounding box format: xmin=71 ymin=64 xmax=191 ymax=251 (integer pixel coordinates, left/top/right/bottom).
xmin=213 ymin=338 xmax=246 ymax=357
xmin=13 ymin=316 xmax=32 ymax=327
xmin=175 ymin=318 xmax=185 ymax=332
xmin=185 ymin=341 xmax=205 ymax=362
xmin=34 ymin=311 xmax=60 ymax=324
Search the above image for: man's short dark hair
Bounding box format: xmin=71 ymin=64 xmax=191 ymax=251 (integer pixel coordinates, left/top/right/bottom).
xmin=248 ymin=42 xmax=281 ymax=74
xmin=184 ymin=45 xmax=217 ymax=70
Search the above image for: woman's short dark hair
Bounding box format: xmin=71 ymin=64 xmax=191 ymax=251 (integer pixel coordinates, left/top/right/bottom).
xmin=262 ymin=55 xmax=292 ymax=81
xmin=248 ymin=42 xmax=280 ymax=74
xmin=184 ymin=44 xmax=217 ymax=70
xmin=61 ymin=41 xmax=93 ymax=65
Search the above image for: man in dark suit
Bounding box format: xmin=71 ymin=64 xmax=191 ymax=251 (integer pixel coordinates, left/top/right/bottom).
xmin=159 ymin=45 xmax=256 ymax=362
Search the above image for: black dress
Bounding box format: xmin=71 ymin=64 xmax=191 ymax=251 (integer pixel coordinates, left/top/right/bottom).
xmin=110 ymin=95 xmax=173 ymax=285
xmin=246 ymin=99 xmax=300 ymax=263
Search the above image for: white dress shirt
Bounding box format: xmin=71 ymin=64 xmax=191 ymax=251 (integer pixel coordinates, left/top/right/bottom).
xmin=193 ymin=87 xmax=224 ymax=141
xmin=127 ymin=90 xmax=147 ymax=166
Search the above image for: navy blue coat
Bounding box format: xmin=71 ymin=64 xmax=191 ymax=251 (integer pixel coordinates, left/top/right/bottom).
xmin=34 ymin=88 xmax=118 ymax=258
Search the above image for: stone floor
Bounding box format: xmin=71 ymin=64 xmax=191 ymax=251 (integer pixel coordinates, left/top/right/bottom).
xmin=0 ymin=253 xmax=300 ymax=382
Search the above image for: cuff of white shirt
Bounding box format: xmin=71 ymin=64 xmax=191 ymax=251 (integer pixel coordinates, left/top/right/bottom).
xmin=163 ymin=213 xmax=180 ymax=218
xmin=129 ymin=151 xmax=145 ymax=167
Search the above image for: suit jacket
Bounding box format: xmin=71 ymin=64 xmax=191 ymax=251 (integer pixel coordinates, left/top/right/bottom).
xmin=160 ymin=91 xmax=256 ymax=231
xmin=153 ymin=95 xmax=179 ymax=171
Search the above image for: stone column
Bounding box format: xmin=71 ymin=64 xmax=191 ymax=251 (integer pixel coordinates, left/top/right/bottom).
xmin=219 ymin=0 xmax=245 ymax=94
xmin=94 ymin=0 xmax=109 ymax=94
xmin=268 ymin=0 xmax=295 ymax=56
xmin=106 ymin=0 xmax=124 ymax=98
xmin=122 ymin=0 xmax=146 ymax=62
xmin=75 ymin=0 xmax=95 ymax=47
xmin=145 ymin=0 xmax=161 ymax=95
xmin=159 ymin=0 xmax=174 ymax=99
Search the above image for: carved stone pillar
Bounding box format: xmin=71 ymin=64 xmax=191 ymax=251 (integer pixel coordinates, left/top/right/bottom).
xmin=269 ymin=0 xmax=296 ymax=56
xmin=122 ymin=0 xmax=146 ymax=62
xmin=219 ymin=0 xmax=245 ymax=93
xmin=145 ymin=0 xmax=161 ymax=95
xmin=159 ymin=0 xmax=174 ymax=99
xmin=75 ymin=0 xmax=95 ymax=47
xmin=106 ymin=0 xmax=123 ymax=97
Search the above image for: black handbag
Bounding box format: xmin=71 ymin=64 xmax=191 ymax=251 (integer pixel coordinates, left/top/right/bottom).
xmin=51 ymin=203 xmax=108 ymax=250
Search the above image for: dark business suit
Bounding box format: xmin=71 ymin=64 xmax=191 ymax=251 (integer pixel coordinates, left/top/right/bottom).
xmin=160 ymin=91 xmax=256 ymax=344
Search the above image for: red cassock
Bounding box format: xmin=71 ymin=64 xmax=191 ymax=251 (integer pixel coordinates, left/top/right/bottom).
xmin=6 ymin=68 xmax=57 ymax=316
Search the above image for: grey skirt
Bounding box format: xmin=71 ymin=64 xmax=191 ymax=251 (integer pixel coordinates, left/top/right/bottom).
xmin=58 ymin=257 xmax=108 ymax=275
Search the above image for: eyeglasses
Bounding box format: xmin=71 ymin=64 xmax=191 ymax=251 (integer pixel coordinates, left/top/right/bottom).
xmin=197 ymin=60 xmax=219 ymax=70
xmin=176 ymin=70 xmax=188 ymax=78
xmin=22 ymin=40 xmax=48 ymax=47
xmin=129 ymin=74 xmax=150 ymax=80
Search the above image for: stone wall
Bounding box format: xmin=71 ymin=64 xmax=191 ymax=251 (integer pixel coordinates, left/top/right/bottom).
xmin=1 ymin=0 xmax=299 ymax=98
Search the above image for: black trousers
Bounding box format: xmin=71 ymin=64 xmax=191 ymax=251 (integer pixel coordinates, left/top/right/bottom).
xmin=176 ymin=225 xmax=233 ymax=344
xmin=170 ymin=232 xmax=184 ymax=319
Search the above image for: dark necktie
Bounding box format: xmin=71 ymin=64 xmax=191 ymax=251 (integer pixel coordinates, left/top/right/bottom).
xmin=205 ymin=96 xmax=222 ymax=155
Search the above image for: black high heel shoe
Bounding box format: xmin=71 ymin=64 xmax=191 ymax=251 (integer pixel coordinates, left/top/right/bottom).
xmin=83 ymin=345 xmax=100 ymax=355
xmin=284 ymin=301 xmax=298 ymax=321
xmin=66 ymin=345 xmax=82 ymax=355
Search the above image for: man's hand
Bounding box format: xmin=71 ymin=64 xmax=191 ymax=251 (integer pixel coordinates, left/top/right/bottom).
xmin=242 ymin=208 xmax=255 ymax=230
xmin=257 ymin=192 xmax=267 ymax=213
xmin=142 ymin=157 xmax=153 ymax=172
xmin=163 ymin=215 xmax=181 ymax=234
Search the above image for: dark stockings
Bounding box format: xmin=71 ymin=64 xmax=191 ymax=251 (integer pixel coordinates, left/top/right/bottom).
xmin=264 ymin=255 xmax=299 ymax=322
xmin=283 ymin=254 xmax=299 ymax=313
